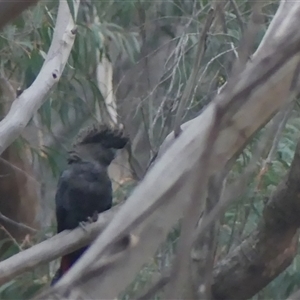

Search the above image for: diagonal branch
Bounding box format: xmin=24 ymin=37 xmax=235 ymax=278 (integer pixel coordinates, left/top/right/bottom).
xmin=0 ymin=0 xmax=80 ymax=155
xmin=41 ymin=2 xmax=300 ymax=298
xmin=173 ymin=2 xmax=217 ymax=136
xmin=136 ymin=136 xmax=300 ymax=300
xmin=165 ymin=106 xmax=219 ymax=299
xmin=0 ymin=1 xmax=297 ymax=299
xmin=0 ymin=212 xmax=37 ymax=235
xmin=30 ymin=5 xmax=300 ymax=300
xmin=0 ymin=125 xmax=300 ymax=300
xmin=212 ymin=138 xmax=300 ymax=300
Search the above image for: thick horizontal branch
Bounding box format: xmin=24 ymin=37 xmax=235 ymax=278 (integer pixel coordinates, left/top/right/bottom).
xmin=0 ymin=206 xmax=119 ymax=285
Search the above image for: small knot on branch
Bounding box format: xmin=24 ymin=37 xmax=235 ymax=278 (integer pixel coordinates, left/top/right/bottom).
xmin=52 ymin=70 xmax=59 ymax=80
xmin=71 ymin=26 xmax=78 ymax=35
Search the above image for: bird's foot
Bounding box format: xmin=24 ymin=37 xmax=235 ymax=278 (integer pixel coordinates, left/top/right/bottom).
xmin=79 ymin=221 xmax=89 ymax=232
xmin=89 ymin=211 xmax=98 ymax=223
xmin=79 ymin=211 xmax=98 ymax=232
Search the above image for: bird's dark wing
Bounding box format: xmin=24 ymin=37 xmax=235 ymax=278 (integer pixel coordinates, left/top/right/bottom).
xmin=55 ymin=171 xmax=71 ymax=233
xmin=54 ymin=163 xmax=112 ymax=232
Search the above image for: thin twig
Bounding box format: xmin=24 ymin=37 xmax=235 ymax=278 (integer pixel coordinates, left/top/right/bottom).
xmin=192 ymin=172 xmax=226 ymax=299
xmin=229 ymin=0 xmax=245 ymax=32
xmin=0 ymin=225 xmax=23 ymax=251
xmin=231 ymin=0 xmax=264 ymax=76
xmin=256 ymin=61 xmax=300 ymax=186
xmin=191 ymin=109 xmax=293 ymax=243
xmin=257 ymin=103 xmax=294 ymax=187
xmin=0 ymin=156 xmax=40 ymax=186
xmin=0 ymin=212 xmax=37 ymax=234
xmin=173 ymin=4 xmax=217 ymax=137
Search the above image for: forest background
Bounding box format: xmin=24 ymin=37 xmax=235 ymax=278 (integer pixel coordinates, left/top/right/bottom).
xmin=0 ymin=0 xmax=300 ymax=299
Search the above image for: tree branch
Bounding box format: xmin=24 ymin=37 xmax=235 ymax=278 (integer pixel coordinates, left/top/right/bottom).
xmin=212 ymin=139 xmax=300 ymax=299
xmin=0 ymin=127 xmax=300 ymax=300
xmin=0 ymin=206 xmax=119 ymax=286
xmin=0 ymin=212 xmax=37 ymax=234
xmin=2 ymin=2 xmax=300 ymax=300
xmin=0 ymin=0 xmax=80 ymax=155
xmin=165 ymin=106 xmax=219 ymax=299
xmin=40 ymin=2 xmax=300 ymax=298
xmin=173 ymin=3 xmax=217 ymax=136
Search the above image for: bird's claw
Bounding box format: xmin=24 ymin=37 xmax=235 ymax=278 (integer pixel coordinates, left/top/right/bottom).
xmin=91 ymin=211 xmax=98 ymax=222
xmin=79 ymin=211 xmax=98 ymax=231
xmin=79 ymin=221 xmax=88 ymax=232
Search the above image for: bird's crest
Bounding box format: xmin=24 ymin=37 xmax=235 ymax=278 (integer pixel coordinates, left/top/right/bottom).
xmin=74 ymin=124 xmax=129 ymax=149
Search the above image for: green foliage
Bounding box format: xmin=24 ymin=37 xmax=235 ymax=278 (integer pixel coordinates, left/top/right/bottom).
xmin=0 ymin=229 xmax=52 ymax=299
xmin=0 ymin=0 xmax=140 ymax=298
xmin=0 ymin=0 xmax=140 ymax=178
xmin=1 ymin=0 xmax=300 ymax=299
xmin=122 ymin=112 xmax=300 ymax=299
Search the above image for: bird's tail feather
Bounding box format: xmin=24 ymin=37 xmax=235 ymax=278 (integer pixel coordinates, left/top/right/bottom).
xmin=51 ymin=247 xmax=88 ymax=285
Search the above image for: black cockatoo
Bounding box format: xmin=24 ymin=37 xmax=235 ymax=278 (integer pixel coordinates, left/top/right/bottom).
xmin=51 ymin=124 xmax=128 ymax=285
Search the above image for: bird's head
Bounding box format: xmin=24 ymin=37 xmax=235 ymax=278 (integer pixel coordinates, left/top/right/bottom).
xmin=69 ymin=124 xmax=129 ymax=167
